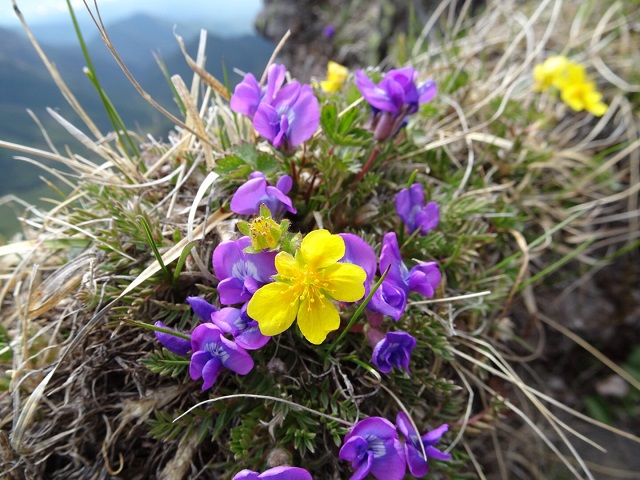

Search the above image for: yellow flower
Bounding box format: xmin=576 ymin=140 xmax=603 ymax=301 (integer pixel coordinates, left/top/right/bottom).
xmin=558 ymin=64 xmax=608 ymax=116
xmin=247 ymin=229 xmax=366 ymax=344
xmin=320 ymin=61 xmax=349 ymax=93
xmin=533 ymin=55 xmax=569 ymax=91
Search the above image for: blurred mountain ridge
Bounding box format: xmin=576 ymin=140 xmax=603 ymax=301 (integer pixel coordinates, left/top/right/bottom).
xmin=0 ymin=13 xmax=273 ymax=197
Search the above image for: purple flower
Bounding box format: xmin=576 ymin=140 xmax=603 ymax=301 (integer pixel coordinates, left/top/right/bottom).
xmin=396 ymin=412 xmax=451 ymax=478
xmin=368 ymin=232 xmax=441 ymax=320
xmin=322 ymin=24 xmax=336 ymax=39
xmin=339 ymin=417 xmax=406 ymax=480
xmin=230 ymin=172 xmax=296 ymax=216
xmin=253 ymin=82 xmax=320 ymax=150
xmin=339 ymin=233 xmax=377 ymax=296
xmin=230 ymin=64 xmax=287 ymax=118
xmin=186 ymin=296 xmax=218 ymax=322
xmin=395 ymin=184 xmax=439 ymax=235
xmin=153 ymin=321 xmax=191 ymax=355
xmin=211 ymin=304 xmax=270 ymax=350
xmin=355 ymin=67 xmax=436 ymax=142
xmin=372 ymin=331 xmax=417 ymax=374
xmin=232 ymin=466 xmax=312 ymax=480
xmin=190 ymin=323 xmax=254 ymax=390
xmin=212 ymin=236 xmax=277 ymax=305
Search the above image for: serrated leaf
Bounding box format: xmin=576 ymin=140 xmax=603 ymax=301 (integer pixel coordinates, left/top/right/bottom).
xmin=256 ymin=153 xmax=279 ymax=173
xmin=214 ymin=155 xmax=245 ymax=174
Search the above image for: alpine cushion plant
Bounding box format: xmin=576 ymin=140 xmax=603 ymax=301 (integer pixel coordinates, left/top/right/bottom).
xmin=230 ymin=172 xmax=297 ymax=216
xmin=212 ymin=236 xmax=277 ymax=305
xmin=395 ymin=412 xmax=451 ymax=478
xmin=247 ymin=229 xmax=366 ymax=344
xmin=189 ymin=323 xmax=254 ymax=390
xmin=355 ymin=67 xmax=436 ymax=141
xmin=395 ymin=184 xmax=439 ymax=235
xmin=339 ymin=417 xmax=406 ymax=480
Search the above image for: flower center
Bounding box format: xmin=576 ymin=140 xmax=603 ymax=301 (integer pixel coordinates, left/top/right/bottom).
xmin=249 ymin=216 xmax=280 ymax=249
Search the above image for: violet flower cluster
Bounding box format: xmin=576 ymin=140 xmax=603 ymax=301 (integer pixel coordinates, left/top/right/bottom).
xmin=356 ymin=67 xmax=436 ymax=142
xmin=154 ymin=236 xmax=277 ymax=390
xmin=231 ymin=63 xmax=320 ymax=151
xmin=339 ymin=414 xmax=451 ymax=479
xmin=395 ymin=183 xmax=439 ymax=235
xmin=148 ymin=60 xmax=454 ymax=476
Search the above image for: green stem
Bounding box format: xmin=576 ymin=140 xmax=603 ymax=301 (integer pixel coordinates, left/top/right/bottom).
xmin=325 ymin=265 xmax=391 ymax=358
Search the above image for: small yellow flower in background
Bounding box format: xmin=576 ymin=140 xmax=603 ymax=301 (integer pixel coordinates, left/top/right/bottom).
xmin=247 ymin=229 xmax=366 ymax=344
xmin=533 ymin=55 xmax=569 ymax=91
xmin=320 ymin=61 xmax=349 ymax=93
xmin=558 ymin=64 xmax=608 ymax=116
xmin=533 ymin=56 xmax=608 ymax=117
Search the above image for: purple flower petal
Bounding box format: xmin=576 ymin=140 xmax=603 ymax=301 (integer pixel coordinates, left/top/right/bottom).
xmin=212 ymin=237 xmax=277 ymax=305
xmin=153 ymin=321 xmax=191 ymax=355
xmin=191 ymin=323 xmax=223 ymax=352
xmin=396 ymin=412 xmax=451 ymax=477
xmin=186 ymin=296 xmax=218 ymax=322
xmin=426 ymin=445 xmax=452 ymax=461
xmin=230 ymin=175 xmax=269 ymax=215
xmin=218 ymin=335 xmax=255 ymax=374
xmin=200 ymin=357 xmax=223 ymax=390
xmin=189 ymin=350 xmax=211 ymax=380
xmin=230 ymin=73 xmax=261 ymax=117
xmin=211 ymin=307 xmax=243 ymax=336
xmin=287 ymin=84 xmax=320 ymax=147
xmin=372 ymin=331 xmax=416 ymax=374
xmin=355 ymin=70 xmax=398 ymax=113
xmin=264 ymin=64 xmax=287 ymax=105
xmin=418 ymin=79 xmax=437 ymax=104
xmin=368 ymin=281 xmax=408 ymax=321
xmin=233 ymin=466 xmax=312 ymax=480
xmin=408 ymin=262 xmax=441 ymax=298
xmin=253 ymin=103 xmax=280 ymax=144
xmin=233 ymin=471 xmax=260 ymax=480
xmin=369 ymin=438 xmax=406 ymax=480
xmin=340 ymin=233 xmax=377 ymax=295
xmin=414 ymin=201 xmax=439 ymax=234
xmin=275 ymin=175 xmax=293 ymax=194
xmin=356 ymin=68 xmax=437 ymax=142
xmin=340 ymin=417 xmax=405 ymax=480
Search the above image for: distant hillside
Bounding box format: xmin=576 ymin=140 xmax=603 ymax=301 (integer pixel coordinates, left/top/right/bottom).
xmin=0 ymin=14 xmax=273 ymax=201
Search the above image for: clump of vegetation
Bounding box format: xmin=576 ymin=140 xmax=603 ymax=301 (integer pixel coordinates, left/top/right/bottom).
xmin=1 ymin=0 xmax=638 ymax=478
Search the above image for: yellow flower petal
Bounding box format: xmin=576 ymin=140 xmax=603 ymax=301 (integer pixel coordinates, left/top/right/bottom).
xmin=533 ymin=56 xmax=568 ymax=91
xmin=274 ymin=251 xmax=298 ymax=280
xmin=300 ymin=229 xmax=345 ymax=270
xmin=247 ymin=282 xmax=299 ymax=337
xmin=296 ymin=293 xmax=340 ymax=344
xmin=322 ymin=263 xmax=366 ymax=302
xmin=327 ymin=61 xmax=348 ymax=79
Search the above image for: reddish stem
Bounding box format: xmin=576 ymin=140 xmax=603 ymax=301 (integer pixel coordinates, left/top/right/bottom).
xmin=353 ymin=146 xmax=380 ymax=183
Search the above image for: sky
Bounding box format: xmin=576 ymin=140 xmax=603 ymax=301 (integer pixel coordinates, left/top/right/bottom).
xmin=1 ymin=0 xmax=262 ymax=29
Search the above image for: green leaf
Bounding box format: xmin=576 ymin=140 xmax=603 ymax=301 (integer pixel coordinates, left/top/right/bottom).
xmin=173 ymin=240 xmax=198 ymax=282
xmin=214 ymin=155 xmax=246 ymax=175
xmin=320 ymin=103 xmax=338 ymax=136
xmin=256 ymin=153 xmax=279 ymax=173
